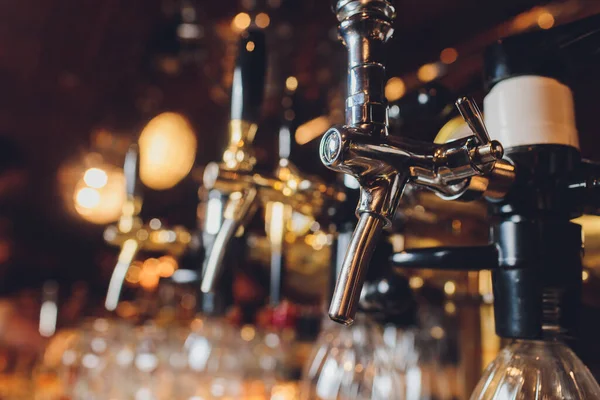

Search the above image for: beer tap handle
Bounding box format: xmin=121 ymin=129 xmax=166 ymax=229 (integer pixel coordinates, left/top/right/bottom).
xmin=455 ymin=97 xmax=505 ymax=174
xmin=230 ymin=29 xmax=267 ymax=124
xmin=456 ymin=97 xmax=490 ymax=145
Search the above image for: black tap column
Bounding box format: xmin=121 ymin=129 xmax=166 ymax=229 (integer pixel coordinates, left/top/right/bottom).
xmin=482 ymin=18 xmax=599 ymax=338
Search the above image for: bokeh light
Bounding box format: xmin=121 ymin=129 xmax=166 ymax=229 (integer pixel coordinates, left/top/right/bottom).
xmin=74 ymin=166 xmax=126 ymax=224
xmin=232 ymin=12 xmax=251 ymax=32
xmin=417 ymin=63 xmax=441 ymax=82
xmin=440 ymin=48 xmax=458 ymax=64
xmin=537 ymin=12 xmax=555 ymax=29
xmin=138 ymin=112 xmax=197 ymax=190
xmin=255 ymin=13 xmax=270 ymax=29
xmin=385 ymin=77 xmax=406 ymax=101
xmin=83 ymin=168 xmax=108 ymax=189
xmin=285 ymin=76 xmax=298 ymax=92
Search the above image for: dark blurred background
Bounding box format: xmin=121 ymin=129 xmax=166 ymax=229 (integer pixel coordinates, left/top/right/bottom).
xmin=0 ymin=0 xmax=599 ymax=303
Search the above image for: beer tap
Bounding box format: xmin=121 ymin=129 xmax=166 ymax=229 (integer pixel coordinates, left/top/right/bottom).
xmin=341 ymin=12 xmax=600 ymax=399
xmin=199 ymin=28 xmax=267 ymax=294
xmin=104 ymin=144 xmax=190 ymax=311
xmin=201 ymin=30 xmax=345 ymax=295
xmin=321 ymin=0 xmax=514 ymax=325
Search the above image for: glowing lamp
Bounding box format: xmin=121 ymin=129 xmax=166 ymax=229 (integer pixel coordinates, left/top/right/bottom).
xmin=138 ymin=112 xmax=197 ymax=190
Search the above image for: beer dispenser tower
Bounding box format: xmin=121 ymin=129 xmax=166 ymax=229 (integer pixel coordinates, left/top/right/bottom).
xmin=321 ymin=1 xmax=600 ymax=398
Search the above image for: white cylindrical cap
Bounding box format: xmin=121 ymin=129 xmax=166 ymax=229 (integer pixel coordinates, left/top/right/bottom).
xmin=484 ymin=75 xmax=579 ymax=150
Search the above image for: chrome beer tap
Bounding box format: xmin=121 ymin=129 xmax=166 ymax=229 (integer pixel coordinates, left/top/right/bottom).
xmin=199 ymin=29 xmax=267 ymax=294
xmin=321 ymin=0 xmax=513 ymax=325
xmin=104 ymin=144 xmax=190 ymax=311
xmin=201 ymin=31 xmax=345 ymax=295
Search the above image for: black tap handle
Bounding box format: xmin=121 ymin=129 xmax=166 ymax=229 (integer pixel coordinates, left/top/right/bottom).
xmin=391 ymin=245 xmax=499 ymax=271
xmin=485 ymin=13 xmax=600 ymax=89
xmin=230 ymin=29 xmax=267 ymax=123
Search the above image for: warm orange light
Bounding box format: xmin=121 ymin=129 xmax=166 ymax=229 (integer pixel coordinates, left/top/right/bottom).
xmin=74 ymin=166 xmax=126 ymax=224
xmin=512 ymin=7 xmax=547 ymax=31
xmin=440 ymin=48 xmax=458 ymax=64
xmin=444 ymin=280 xmax=456 ymax=296
xmin=409 ymin=276 xmax=424 ymax=289
xmin=138 ymin=112 xmax=197 ymax=190
xmin=142 ymin=258 xmax=160 ymax=274
xmin=139 ymin=269 xmax=160 ymax=290
xmin=158 ymin=256 xmax=178 ymax=278
xmin=232 ymin=12 xmax=251 ymax=32
xmin=255 ymin=13 xmax=270 ymax=29
xmin=295 ymin=116 xmax=330 ymax=145
xmin=417 ymin=63 xmax=440 ymax=82
xmin=246 ymin=41 xmax=255 ymax=52
xmin=430 ymin=326 xmax=445 ymax=339
xmin=583 ymin=269 xmax=590 ymax=282
xmin=83 ymin=168 xmax=108 ymax=188
xmin=285 ymin=76 xmax=298 ymax=92
xmin=116 ymin=301 xmax=138 ymax=319
xmin=537 ymin=12 xmax=555 ymax=29
xmin=241 ymin=325 xmax=256 ymax=341
xmin=385 ymin=77 xmax=406 ymax=101
xmin=125 ymin=262 xmax=142 ymax=284
xmin=75 ymin=187 xmax=100 ymax=209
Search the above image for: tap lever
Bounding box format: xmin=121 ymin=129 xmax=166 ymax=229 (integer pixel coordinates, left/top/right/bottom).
xmin=455 ymin=97 xmax=505 ymax=175
xmin=456 ymin=96 xmax=490 ymax=145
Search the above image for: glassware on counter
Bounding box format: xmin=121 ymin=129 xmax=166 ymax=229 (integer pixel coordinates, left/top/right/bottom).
xmin=58 ymin=318 xmax=134 ymax=399
xmin=382 ymin=323 xmax=452 ymax=400
xmin=178 ymin=316 xmax=246 ymax=399
xmin=470 ymin=339 xmax=600 ymax=400
xmin=300 ymin=307 xmax=457 ymax=400
xmin=300 ymin=314 xmax=400 ymax=400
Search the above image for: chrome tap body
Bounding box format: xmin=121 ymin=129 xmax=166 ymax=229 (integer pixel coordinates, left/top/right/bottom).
xmin=322 ymin=0 xmax=511 ymax=325
xmin=201 ymin=30 xmax=346 ymax=295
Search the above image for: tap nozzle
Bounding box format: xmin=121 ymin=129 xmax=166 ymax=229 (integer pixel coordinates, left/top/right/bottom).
xmin=329 ymin=213 xmax=385 ymax=325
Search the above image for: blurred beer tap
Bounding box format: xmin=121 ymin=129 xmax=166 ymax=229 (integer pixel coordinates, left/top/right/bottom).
xmin=321 ymin=0 xmax=514 ymax=325
xmin=201 ymin=29 xmax=345 ymax=296
xmin=104 ymin=144 xmax=190 ymax=311
xmin=199 ymin=28 xmax=267 ymax=294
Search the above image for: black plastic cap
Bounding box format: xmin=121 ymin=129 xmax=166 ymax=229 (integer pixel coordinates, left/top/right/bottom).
xmin=484 ymin=13 xmax=600 ymax=90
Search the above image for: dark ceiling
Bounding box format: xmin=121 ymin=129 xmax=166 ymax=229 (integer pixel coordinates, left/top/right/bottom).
xmin=1 ymin=0 xmax=600 ymax=292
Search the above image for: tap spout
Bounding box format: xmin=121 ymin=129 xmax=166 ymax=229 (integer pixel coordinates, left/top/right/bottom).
xmin=201 ymin=187 xmax=258 ymax=293
xmin=105 ymin=239 xmax=139 ymax=311
xmin=329 ymin=213 xmax=385 ymax=325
